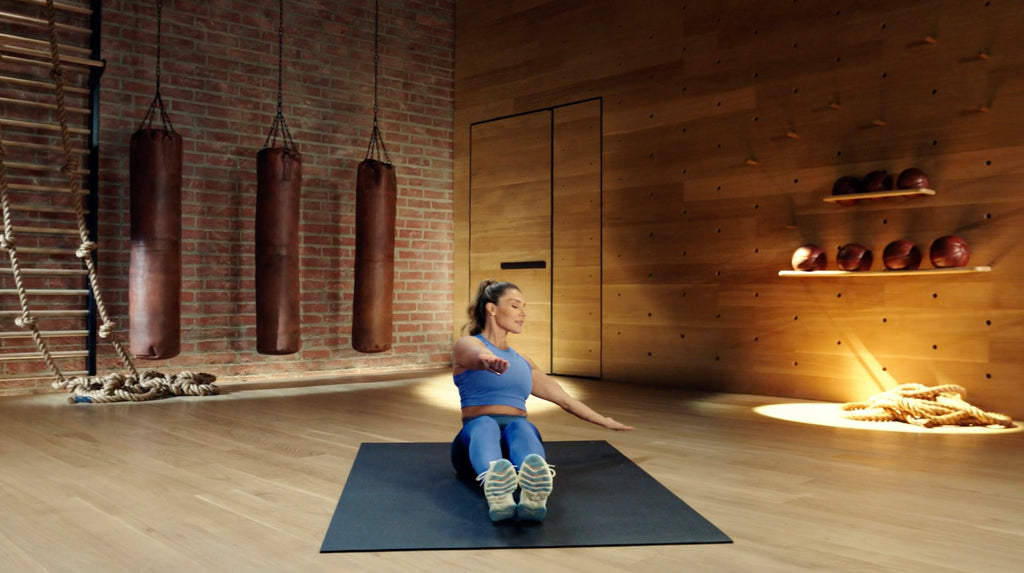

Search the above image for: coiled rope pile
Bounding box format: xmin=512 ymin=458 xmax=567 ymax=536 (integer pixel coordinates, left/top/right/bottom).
xmin=58 ymin=370 xmax=218 ymax=404
xmin=840 ymin=383 xmax=1014 ymax=428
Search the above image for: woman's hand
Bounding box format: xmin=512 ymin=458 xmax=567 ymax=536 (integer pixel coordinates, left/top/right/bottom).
xmin=602 ymin=417 xmax=635 ymax=431
xmin=479 ymin=353 xmax=509 ymax=375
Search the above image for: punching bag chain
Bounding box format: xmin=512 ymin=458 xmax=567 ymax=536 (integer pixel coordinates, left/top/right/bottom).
xmin=365 ymin=0 xmax=391 ymax=164
xmin=263 ymin=0 xmax=295 ymax=151
xmin=139 ymin=0 xmax=175 ymax=133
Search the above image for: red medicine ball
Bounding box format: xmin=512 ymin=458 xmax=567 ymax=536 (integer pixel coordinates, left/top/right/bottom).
xmin=929 ymin=235 xmax=970 ymax=268
xmin=831 ymin=176 xmax=863 ymax=206
xmin=897 ymin=167 xmax=930 ymax=190
xmin=792 ymin=245 xmax=827 ymax=271
xmin=883 ymin=239 xmax=922 ymax=270
xmin=837 ymin=243 xmax=873 ymax=271
xmin=862 ymin=170 xmax=893 ymax=193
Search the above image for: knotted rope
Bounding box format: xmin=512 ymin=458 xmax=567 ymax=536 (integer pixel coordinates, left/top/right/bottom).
xmin=840 ymin=383 xmax=1014 ymax=428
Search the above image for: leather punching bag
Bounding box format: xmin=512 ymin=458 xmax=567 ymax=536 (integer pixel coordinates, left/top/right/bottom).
xmin=352 ymin=159 xmax=396 ymax=353
xmin=255 ymin=147 xmax=302 ymax=354
xmin=129 ymin=128 xmax=182 ymax=359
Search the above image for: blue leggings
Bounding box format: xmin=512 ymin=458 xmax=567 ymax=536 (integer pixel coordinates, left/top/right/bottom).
xmin=450 ymin=415 xmax=545 ymax=478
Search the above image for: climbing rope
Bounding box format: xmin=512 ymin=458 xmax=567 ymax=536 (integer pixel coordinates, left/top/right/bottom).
xmin=840 ymin=383 xmax=1014 ymax=428
xmin=0 ymin=0 xmax=217 ymax=403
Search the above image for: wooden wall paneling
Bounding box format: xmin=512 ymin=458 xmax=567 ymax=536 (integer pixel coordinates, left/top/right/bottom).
xmin=552 ymin=100 xmax=601 ymax=377
xmin=456 ymin=0 xmax=1024 ymax=417
xmin=468 ymin=111 xmax=552 ymax=371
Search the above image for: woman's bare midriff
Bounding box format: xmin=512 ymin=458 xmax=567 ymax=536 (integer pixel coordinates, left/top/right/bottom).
xmin=461 ymin=404 xmax=527 ymax=420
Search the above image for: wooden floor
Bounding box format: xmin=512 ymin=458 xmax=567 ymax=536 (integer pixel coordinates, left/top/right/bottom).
xmin=1 ymin=370 xmax=1022 ymax=573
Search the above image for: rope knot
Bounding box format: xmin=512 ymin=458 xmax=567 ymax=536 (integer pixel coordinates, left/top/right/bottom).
xmin=0 ymin=235 xmax=15 ymax=251
xmin=62 ymin=159 xmax=80 ymax=175
xmin=76 ymin=241 xmax=97 ymax=258
xmin=15 ymin=314 xmax=37 ymax=328
xmin=98 ymin=320 xmax=117 ymax=339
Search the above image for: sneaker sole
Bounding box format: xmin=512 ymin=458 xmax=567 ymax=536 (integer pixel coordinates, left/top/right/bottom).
xmin=515 ymin=504 xmax=547 ymax=522
xmin=517 ymin=454 xmax=552 ymax=522
xmin=483 ymin=460 xmax=518 ymax=522
xmin=489 ymin=504 xmax=517 ymax=522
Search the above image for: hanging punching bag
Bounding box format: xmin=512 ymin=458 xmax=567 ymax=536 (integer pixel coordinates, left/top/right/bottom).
xmin=129 ymin=128 xmax=182 ymax=359
xmin=352 ymin=159 xmax=396 ymax=353
xmin=256 ymin=147 xmax=302 ymax=355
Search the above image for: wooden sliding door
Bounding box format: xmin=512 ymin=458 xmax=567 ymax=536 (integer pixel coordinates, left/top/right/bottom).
xmin=468 ymin=100 xmax=601 ymax=377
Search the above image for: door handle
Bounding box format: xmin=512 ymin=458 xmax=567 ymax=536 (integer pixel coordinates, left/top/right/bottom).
xmin=499 ymin=260 xmax=547 ymax=270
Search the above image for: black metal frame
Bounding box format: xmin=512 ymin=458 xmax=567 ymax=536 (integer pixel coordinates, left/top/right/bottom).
xmin=85 ymin=0 xmax=103 ymax=376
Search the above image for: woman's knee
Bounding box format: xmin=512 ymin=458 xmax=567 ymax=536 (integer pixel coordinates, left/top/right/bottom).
xmin=503 ymin=417 xmax=541 ymax=439
xmin=503 ymin=418 xmax=544 ymax=451
xmin=463 ymin=415 xmax=502 ymax=440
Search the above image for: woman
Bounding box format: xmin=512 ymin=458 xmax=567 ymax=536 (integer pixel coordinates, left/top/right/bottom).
xmin=450 ymin=279 xmax=634 ymax=522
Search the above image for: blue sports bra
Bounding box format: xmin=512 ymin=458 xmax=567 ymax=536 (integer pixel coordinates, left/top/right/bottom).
xmin=454 ymin=335 xmax=533 ymax=410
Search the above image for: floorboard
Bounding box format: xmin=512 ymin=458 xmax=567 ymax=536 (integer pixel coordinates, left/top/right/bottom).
xmin=1 ymin=370 xmax=1021 ymax=572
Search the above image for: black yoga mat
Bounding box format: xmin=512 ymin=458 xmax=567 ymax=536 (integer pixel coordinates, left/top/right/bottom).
xmin=320 ymin=440 xmax=731 ymax=552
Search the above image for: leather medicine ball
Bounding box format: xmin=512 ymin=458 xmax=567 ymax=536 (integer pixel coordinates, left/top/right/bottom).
xmin=831 ymin=176 xmax=863 ymax=206
xmin=897 ymin=167 xmax=930 ymax=190
xmin=792 ymin=244 xmax=827 ymax=271
xmin=837 ymin=243 xmax=873 ymax=271
xmin=929 ymin=235 xmax=970 ymax=268
xmin=883 ymin=239 xmax=922 ymax=270
xmin=862 ymin=170 xmax=893 ymax=193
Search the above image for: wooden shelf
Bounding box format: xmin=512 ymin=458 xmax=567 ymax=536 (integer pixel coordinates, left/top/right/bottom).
xmin=823 ymin=188 xmax=936 ymax=203
xmin=779 ymin=266 xmax=991 ymax=278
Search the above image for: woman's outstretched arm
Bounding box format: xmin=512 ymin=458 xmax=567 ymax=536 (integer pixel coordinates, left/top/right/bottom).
xmin=524 ymin=355 xmax=635 ymax=431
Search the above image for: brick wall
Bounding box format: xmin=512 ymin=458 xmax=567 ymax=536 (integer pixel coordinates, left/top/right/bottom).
xmin=84 ymin=0 xmax=455 ymax=385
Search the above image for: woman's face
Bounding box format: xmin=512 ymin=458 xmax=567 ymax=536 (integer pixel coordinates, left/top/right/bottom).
xmin=489 ymin=289 xmax=526 ymax=334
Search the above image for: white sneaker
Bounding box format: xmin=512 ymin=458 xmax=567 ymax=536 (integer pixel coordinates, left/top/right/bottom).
xmin=516 ymin=454 xmax=555 ymax=521
xmin=477 ymin=459 xmax=517 ymax=522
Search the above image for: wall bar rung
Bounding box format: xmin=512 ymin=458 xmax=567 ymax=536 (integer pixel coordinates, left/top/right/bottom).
xmin=0 ymin=44 xmax=105 ymax=68
xmin=0 ymin=330 xmax=89 ymax=339
xmin=0 ymin=31 xmax=92 ymax=56
xmin=0 ymin=118 xmax=91 ymax=135
xmin=0 ymin=309 xmax=88 ymax=317
xmin=0 ymin=288 xmax=90 ymax=296
xmin=0 ymin=95 xmax=91 ymax=116
xmin=6 ymin=183 xmax=89 ymax=195
xmin=0 ymin=350 xmax=89 ymax=362
xmin=0 ymin=10 xmax=92 ymax=35
xmin=16 ymin=0 xmax=93 ymax=17
xmin=0 ymin=267 xmax=87 ymax=275
xmin=0 ymin=74 xmax=90 ymax=95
